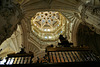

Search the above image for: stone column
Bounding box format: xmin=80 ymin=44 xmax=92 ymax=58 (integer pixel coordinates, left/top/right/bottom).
xmin=0 ymin=0 xmax=22 ymax=45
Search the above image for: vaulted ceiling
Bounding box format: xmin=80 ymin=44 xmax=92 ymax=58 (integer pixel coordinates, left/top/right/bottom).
xmin=15 ymin=0 xmax=83 ymax=46
xmin=0 ymin=0 xmax=100 ymax=59
xmin=14 ymin=0 xmax=82 ymax=19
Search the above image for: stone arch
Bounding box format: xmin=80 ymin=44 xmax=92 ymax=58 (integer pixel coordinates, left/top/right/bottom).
xmin=0 ymin=25 xmax=23 ymax=59
xmin=76 ymin=23 xmax=100 ymax=55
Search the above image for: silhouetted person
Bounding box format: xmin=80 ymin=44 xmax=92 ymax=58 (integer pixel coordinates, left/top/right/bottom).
xmin=58 ymin=35 xmax=73 ymax=47
xmin=50 ymin=44 xmax=53 ymax=47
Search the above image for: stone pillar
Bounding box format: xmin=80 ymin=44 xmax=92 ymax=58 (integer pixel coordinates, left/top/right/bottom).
xmin=0 ymin=0 xmax=22 ymax=45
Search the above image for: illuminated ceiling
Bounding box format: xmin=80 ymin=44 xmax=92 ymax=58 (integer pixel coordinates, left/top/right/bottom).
xmin=31 ymin=11 xmax=66 ymax=41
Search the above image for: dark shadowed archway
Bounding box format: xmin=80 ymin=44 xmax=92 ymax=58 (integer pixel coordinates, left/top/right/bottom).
xmin=76 ymin=23 xmax=100 ymax=55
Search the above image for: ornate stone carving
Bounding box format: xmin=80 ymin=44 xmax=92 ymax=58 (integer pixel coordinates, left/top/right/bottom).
xmin=80 ymin=4 xmax=88 ymax=24
xmin=81 ymin=3 xmax=100 ymax=20
xmin=85 ymin=4 xmax=100 ymax=17
xmin=80 ymin=3 xmax=100 ymax=34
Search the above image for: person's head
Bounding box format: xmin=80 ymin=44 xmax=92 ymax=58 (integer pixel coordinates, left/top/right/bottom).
xmin=51 ymin=44 xmax=53 ymax=47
